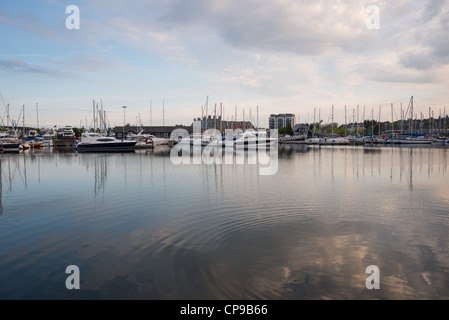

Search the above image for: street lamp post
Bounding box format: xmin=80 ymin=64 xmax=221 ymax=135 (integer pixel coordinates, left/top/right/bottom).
xmin=122 ymin=106 xmax=127 ymax=141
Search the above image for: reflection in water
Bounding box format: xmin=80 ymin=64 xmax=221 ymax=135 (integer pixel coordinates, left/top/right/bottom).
xmin=0 ymin=145 xmax=448 ymax=299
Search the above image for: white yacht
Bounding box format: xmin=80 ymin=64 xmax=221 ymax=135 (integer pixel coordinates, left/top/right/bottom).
xmin=0 ymin=132 xmax=21 ymax=152
xmin=224 ymin=129 xmax=277 ymax=149
xmin=398 ymin=136 xmax=432 ymax=144
xmin=127 ymin=131 xmax=169 ymax=146
xmin=76 ymin=133 xmax=137 ymax=151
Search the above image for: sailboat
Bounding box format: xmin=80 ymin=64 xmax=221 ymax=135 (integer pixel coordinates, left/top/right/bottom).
xmin=0 ymin=104 xmax=21 ymax=152
xmin=399 ymin=97 xmax=431 ymax=144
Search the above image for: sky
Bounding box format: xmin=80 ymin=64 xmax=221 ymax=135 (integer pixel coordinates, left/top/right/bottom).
xmin=0 ymin=0 xmax=448 ymax=129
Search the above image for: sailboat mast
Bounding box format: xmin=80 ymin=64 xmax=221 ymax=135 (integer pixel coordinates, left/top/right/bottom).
xmin=220 ymin=103 xmax=223 ymax=133
xmin=234 ymin=106 xmax=237 ymax=130
xmin=331 ymin=105 xmax=334 ymax=137
xmin=318 ymin=108 xmax=321 ymax=136
xmin=36 ymin=102 xmax=39 ymax=132
xmin=410 ymin=96 xmax=413 ymax=137
xmin=345 ymin=105 xmax=347 ymax=137
xmin=378 ymin=105 xmax=381 ymax=136
xmin=205 ymin=98 xmax=208 ymax=131
xmin=391 ymin=103 xmax=394 ymax=135
xmin=23 ymin=104 xmax=25 ymax=138
xmin=429 ymin=107 xmax=432 ymax=138
xmin=92 ymin=100 xmax=96 ymax=132
xmin=214 ymin=103 xmax=217 ymax=130
xmin=444 ymin=107 xmax=447 ymax=137
xmin=256 ymin=105 xmax=259 ymax=129
xmin=7 ymin=104 xmax=9 ymax=132
xmin=420 ymin=112 xmax=423 ymax=135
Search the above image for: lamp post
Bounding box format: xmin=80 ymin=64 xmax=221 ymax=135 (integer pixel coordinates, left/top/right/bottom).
xmin=122 ymin=106 xmax=127 ymax=141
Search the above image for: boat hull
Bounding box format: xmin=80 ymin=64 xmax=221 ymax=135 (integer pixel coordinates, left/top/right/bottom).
xmin=76 ymin=141 xmax=137 ymax=152
xmin=0 ymin=143 xmax=21 ymax=152
xmin=398 ymin=140 xmax=432 ymax=144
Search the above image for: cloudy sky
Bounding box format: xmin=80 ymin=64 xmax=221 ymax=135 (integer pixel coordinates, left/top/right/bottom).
xmin=0 ymin=0 xmax=448 ymax=128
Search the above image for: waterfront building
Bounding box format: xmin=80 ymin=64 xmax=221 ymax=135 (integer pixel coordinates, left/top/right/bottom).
xmin=269 ymin=114 xmax=296 ymax=129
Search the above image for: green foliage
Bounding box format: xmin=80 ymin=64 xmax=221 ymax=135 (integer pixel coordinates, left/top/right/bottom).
xmin=72 ymin=127 xmax=85 ymax=136
xmin=278 ymin=124 xmax=293 ymax=135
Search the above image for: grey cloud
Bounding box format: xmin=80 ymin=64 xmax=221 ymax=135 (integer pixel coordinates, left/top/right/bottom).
xmin=422 ymin=0 xmax=448 ymax=22
xmin=47 ymin=54 xmax=127 ymax=74
xmin=400 ymin=53 xmax=438 ymax=70
xmin=396 ymin=0 xmax=449 ymax=70
xmin=0 ymin=59 xmax=77 ymax=78
xmin=158 ymin=0 xmax=374 ymax=56
xmin=365 ymin=68 xmax=437 ymax=84
xmin=0 ymin=10 xmax=61 ymax=40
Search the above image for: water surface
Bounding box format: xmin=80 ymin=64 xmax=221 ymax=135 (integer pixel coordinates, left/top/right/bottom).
xmin=0 ymin=144 xmax=448 ymax=299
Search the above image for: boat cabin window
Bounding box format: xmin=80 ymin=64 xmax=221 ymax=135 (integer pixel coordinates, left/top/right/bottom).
xmin=97 ymin=138 xmax=115 ymax=142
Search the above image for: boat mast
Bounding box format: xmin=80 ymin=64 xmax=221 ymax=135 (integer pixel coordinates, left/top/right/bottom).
xmin=331 ymin=105 xmax=334 ymax=137
xmin=391 ymin=103 xmax=394 ymax=136
xmin=23 ymin=104 xmax=25 ymax=138
xmin=444 ymin=107 xmax=447 ymax=137
xmin=256 ymin=105 xmax=259 ymax=130
xmin=344 ymin=105 xmax=347 ymax=137
xmin=92 ymin=100 xmax=96 ymax=132
xmin=432 ymin=110 xmax=435 ymax=136
xmin=420 ymin=112 xmax=423 ymax=135
xmin=220 ymin=103 xmax=223 ymax=133
xmin=7 ymin=103 xmax=9 ymax=133
xmin=214 ymin=103 xmax=217 ymax=130
xmin=316 ymin=108 xmax=321 ymax=136
xmin=378 ymin=105 xmax=381 ymax=136
xmin=205 ymin=97 xmax=209 ymax=132
xmin=36 ymin=102 xmax=39 ymax=132
xmin=429 ymin=107 xmax=432 ymax=138
xmin=351 ymin=108 xmax=355 ymax=135
xmin=313 ymin=107 xmax=316 ymax=137
xmin=410 ymin=96 xmax=413 ymax=137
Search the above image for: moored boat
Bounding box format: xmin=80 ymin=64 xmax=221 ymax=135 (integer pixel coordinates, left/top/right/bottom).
xmin=75 ymin=132 xmax=137 ymax=151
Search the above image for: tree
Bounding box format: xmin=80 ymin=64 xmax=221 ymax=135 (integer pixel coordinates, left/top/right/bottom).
xmin=278 ymin=127 xmax=285 ymax=135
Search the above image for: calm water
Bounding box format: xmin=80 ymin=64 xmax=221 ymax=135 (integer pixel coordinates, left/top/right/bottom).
xmin=0 ymin=144 xmax=448 ymax=300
